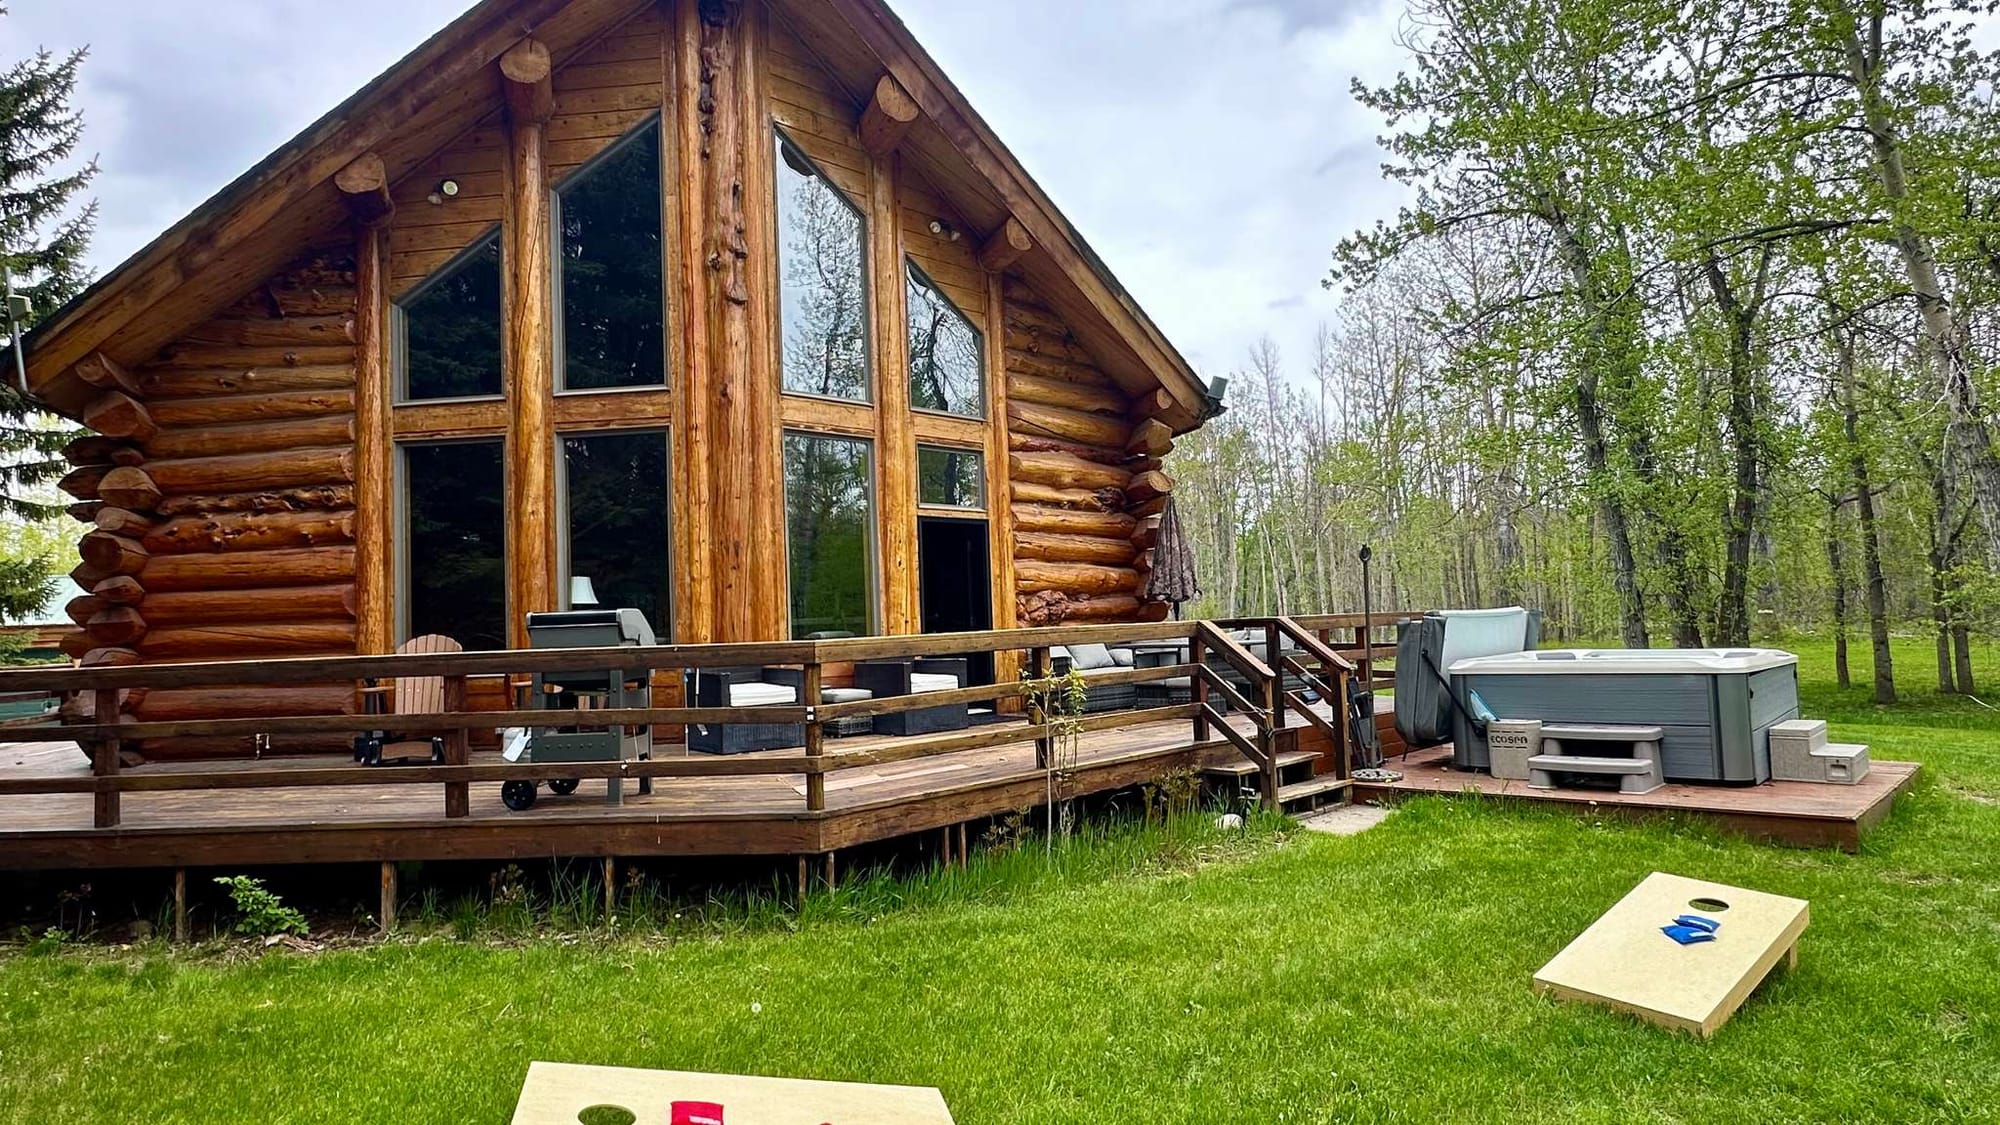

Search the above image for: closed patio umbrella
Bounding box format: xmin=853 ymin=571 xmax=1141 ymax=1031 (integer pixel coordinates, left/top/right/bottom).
xmin=1143 ymin=494 xmax=1200 ymax=614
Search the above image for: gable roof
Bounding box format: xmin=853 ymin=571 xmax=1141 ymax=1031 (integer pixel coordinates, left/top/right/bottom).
xmin=22 ymin=0 xmax=1217 ymax=430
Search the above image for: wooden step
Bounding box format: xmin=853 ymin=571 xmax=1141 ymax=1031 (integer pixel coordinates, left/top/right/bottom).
xmin=1277 ymin=776 xmax=1350 ymax=808
xmin=1202 ymin=750 xmax=1319 ymax=778
xmin=1528 ymin=754 xmax=1653 ymax=776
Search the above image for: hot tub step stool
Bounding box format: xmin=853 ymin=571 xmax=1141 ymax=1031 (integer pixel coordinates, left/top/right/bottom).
xmin=1528 ymin=723 xmax=1665 ymax=795
xmin=1768 ymin=719 xmax=1870 ymax=784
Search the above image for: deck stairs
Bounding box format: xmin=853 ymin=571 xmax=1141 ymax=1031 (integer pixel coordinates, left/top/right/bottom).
xmin=1201 ymin=728 xmax=1347 ymax=814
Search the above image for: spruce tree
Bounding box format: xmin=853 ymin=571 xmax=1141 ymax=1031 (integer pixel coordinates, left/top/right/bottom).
xmin=0 ymin=3 xmax=95 ymax=620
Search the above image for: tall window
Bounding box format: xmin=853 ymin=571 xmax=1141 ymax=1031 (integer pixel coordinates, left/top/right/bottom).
xmin=776 ymin=133 xmax=870 ymax=401
xmin=917 ymin=446 xmax=984 ymax=509
xmin=397 ymin=232 xmax=503 ymax=401
xmin=563 ymin=430 xmax=671 ymax=635
xmin=557 ymin=120 xmax=667 ymax=391
xmin=784 ymin=432 xmax=875 ymax=638
xmin=403 ymin=440 xmax=507 ymax=650
xmin=906 ymin=262 xmax=983 ymax=417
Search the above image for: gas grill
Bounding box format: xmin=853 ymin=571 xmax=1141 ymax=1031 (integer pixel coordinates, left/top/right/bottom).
xmin=501 ymin=609 xmax=658 ymax=811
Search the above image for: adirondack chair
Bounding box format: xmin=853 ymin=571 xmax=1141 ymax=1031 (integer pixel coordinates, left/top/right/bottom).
xmin=352 ymin=634 xmax=461 ymax=767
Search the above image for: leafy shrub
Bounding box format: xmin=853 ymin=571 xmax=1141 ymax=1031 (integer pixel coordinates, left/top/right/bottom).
xmin=213 ymin=876 xmax=308 ymax=938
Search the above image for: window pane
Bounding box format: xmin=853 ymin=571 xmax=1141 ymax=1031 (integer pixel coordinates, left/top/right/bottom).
xmin=401 ymin=233 xmax=503 ymax=400
xmin=906 ymin=263 xmax=983 ymax=417
xmin=405 ymin=440 xmax=507 ymax=650
xmin=564 ymin=430 xmax=671 ymax=636
xmin=784 ymin=432 xmax=874 ymax=638
xmin=559 ymin=124 xmax=666 ymax=391
xmin=918 ymin=446 xmax=984 ymax=508
xmin=776 ymin=136 xmax=870 ymax=401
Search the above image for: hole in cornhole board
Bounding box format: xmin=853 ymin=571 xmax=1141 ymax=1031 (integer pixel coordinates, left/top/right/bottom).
xmin=578 ymin=1106 xmax=637 ymax=1125
xmin=1689 ymin=897 xmax=1730 ymax=912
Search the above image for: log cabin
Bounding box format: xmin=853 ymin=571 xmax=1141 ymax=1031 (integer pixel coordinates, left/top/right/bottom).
xmin=19 ymin=0 xmax=1221 ymax=758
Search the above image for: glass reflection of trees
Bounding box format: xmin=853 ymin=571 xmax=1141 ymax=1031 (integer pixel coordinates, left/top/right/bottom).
xmin=563 ymin=431 xmax=671 ymax=634
xmin=917 ymin=445 xmax=983 ymax=508
xmin=776 ymin=135 xmax=870 ymax=401
xmin=400 ymin=233 xmax=503 ymax=400
xmin=404 ymin=440 xmax=508 ymax=650
xmin=784 ymin=433 xmax=875 ymax=638
xmin=905 ymin=262 xmax=983 ymax=417
xmin=558 ymin=121 xmax=666 ymax=391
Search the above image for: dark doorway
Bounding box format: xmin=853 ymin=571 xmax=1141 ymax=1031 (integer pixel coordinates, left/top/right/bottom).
xmin=918 ymin=516 xmax=993 ymax=686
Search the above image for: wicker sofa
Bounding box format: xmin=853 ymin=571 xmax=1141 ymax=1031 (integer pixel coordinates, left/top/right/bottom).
xmin=853 ymin=658 xmax=971 ymax=736
xmin=687 ymin=666 xmax=806 ymax=754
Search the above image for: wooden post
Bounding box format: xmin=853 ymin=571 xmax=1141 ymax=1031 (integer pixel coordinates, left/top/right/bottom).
xmin=352 ymin=219 xmax=392 ymax=655
xmin=1259 ymin=674 xmax=1280 ymax=810
xmin=379 ymin=861 xmax=397 ymax=934
xmin=1266 ymin=623 xmax=1287 ymax=732
xmin=957 ymin=822 xmax=969 ymax=868
xmin=1190 ymin=632 xmax=1209 ymax=741
xmin=804 ymin=660 xmax=825 ymax=811
xmin=939 ymin=824 xmax=953 ymax=867
xmin=823 ymin=850 xmax=836 ymax=891
xmin=602 ymin=856 xmax=617 ymax=924
xmin=1029 ymin=646 xmax=1053 ymax=769
xmin=796 ymin=855 xmax=810 ymax=905
xmin=670 ymin=0 xmax=715 ymax=644
xmin=442 ymin=674 xmax=469 ymax=818
xmin=983 ymin=271 xmax=1020 ymax=695
xmin=172 ymin=868 xmax=188 ymax=944
xmin=501 ymin=38 xmax=556 ymax=650
xmin=871 ymin=148 xmax=918 ymax=635
xmin=92 ymin=686 xmax=120 ymax=828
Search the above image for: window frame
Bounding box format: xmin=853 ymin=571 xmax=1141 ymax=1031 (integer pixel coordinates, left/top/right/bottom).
xmin=555 ymin=425 xmax=674 ymax=639
xmin=781 ymin=428 xmax=881 ymax=639
xmin=551 ymin=114 xmax=672 ymax=397
xmin=915 ymin=442 xmax=987 ymax=514
xmin=903 ymin=258 xmax=985 ymax=421
xmin=395 ymin=436 xmax=510 ymax=649
xmin=772 ymin=127 xmax=876 ymax=407
xmin=392 ymin=228 xmax=507 ymax=406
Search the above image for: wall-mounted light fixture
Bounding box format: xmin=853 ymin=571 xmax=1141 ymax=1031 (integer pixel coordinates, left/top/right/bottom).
xmin=928 ymin=218 xmax=961 ymax=243
xmin=425 ymin=178 xmax=462 ymax=206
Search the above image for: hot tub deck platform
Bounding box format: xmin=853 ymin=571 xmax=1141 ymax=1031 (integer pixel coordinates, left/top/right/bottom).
xmin=1350 ymin=745 xmax=1918 ymax=851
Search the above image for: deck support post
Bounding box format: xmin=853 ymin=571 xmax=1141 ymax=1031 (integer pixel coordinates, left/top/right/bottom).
xmin=602 ymin=856 xmax=617 ymax=925
xmin=823 ymin=850 xmax=836 ymax=891
xmin=172 ymin=868 xmax=188 ymax=944
xmin=939 ymin=824 xmax=953 ymax=867
xmin=442 ymin=674 xmax=469 ymax=818
xmin=1189 ymin=634 xmax=1209 ymax=742
xmin=803 ymin=661 xmax=825 ymax=811
xmin=796 ymin=855 xmax=810 ymax=906
xmin=957 ymin=822 xmax=968 ymax=867
xmin=379 ymin=861 xmax=397 ymax=934
xmin=1028 ymin=646 xmax=1053 ymax=769
xmin=91 ymin=687 xmax=120 ymax=828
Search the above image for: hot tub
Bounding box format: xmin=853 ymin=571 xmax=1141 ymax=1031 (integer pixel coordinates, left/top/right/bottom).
xmin=1446 ymin=649 xmax=1800 ymax=783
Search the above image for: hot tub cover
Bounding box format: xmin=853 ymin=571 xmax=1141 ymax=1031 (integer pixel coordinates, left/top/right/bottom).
xmin=1448 ymin=648 xmax=1798 ymax=676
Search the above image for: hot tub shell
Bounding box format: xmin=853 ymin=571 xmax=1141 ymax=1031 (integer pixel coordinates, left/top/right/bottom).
xmin=1446 ymin=649 xmax=1801 ymax=784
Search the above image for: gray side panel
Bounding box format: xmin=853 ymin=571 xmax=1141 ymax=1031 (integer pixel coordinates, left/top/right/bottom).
xmin=1458 ymin=672 xmax=1723 ymax=781
xmin=1743 ymin=665 xmax=1801 ymax=783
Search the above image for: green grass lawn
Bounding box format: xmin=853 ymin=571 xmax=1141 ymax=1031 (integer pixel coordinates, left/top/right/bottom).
xmin=3 ymin=635 xmax=1998 ymax=1123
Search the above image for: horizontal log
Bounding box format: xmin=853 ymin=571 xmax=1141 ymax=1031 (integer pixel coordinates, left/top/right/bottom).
xmin=62 ymin=435 xmax=144 ymax=468
xmin=129 ymin=685 xmax=357 ymax=723
xmin=1007 ymin=373 xmax=1127 ymax=416
xmin=58 ymin=465 xmax=107 ymax=500
xmin=1126 ymin=417 xmax=1173 ymax=458
xmin=1009 ymin=450 xmax=1131 ymax=492
xmin=140 ymin=621 xmax=359 ymax=660
xmin=1006 ymin=432 xmax=1129 ymax=465
xmin=979 ymin=217 xmax=1033 ymax=273
xmin=1129 ymin=494 xmax=1170 ymax=520
xmin=155 ymin=484 xmax=355 ymax=517
xmin=143 ymin=510 xmax=356 ymax=555
xmin=140 ymin=546 xmax=357 ymax=593
xmin=1016 ymin=591 xmax=1146 ymax=627
xmin=1010 ymin=481 xmax=1124 ymax=512
xmin=82 ymin=647 xmax=141 ymax=668
xmin=149 ymin=344 xmax=355 ymax=371
xmin=93 ymin=506 xmax=155 ymax=538
xmin=91 ymin=575 xmax=146 ymax=606
xmin=1012 ymin=504 xmax=1138 ymax=538
xmin=72 ymin=352 xmax=143 ymax=396
xmin=147 ymin=389 xmax=356 ymax=428
xmin=59 ymin=629 xmax=93 ymax=659
xmin=83 ymin=390 xmax=158 ymax=445
xmin=858 ymin=72 xmax=920 ymax=155
xmin=66 ymin=501 xmax=102 ymax=523
xmin=178 ymin=315 xmax=356 ymax=349
xmin=1015 ymin=560 xmax=1142 ymax=596
xmin=65 ymin=595 xmax=106 ymax=627
xmin=1014 ymin=531 xmax=1139 ymax=566
xmin=336 ymin=151 xmax=394 ymax=225
xmin=86 ymin=607 xmax=147 ymax=648
xmin=147 ymin=447 xmax=355 ymax=496
xmin=78 ymin=532 xmax=148 ymax=576
xmin=1008 ymin=400 xmax=1129 ymax=450
xmin=1131 ymin=515 xmax=1162 ymax=550
xmin=258 ymin=286 xmax=359 ymax=319
xmin=1127 ymin=470 xmax=1173 ymax=505
xmin=1132 ymin=387 xmax=1175 ymax=419
xmin=1005 ymin=348 xmax=1115 ymax=388
xmin=139 ymin=584 xmax=358 ymax=627
xmin=138 ymin=364 xmax=355 ymax=399
xmin=70 ymin=559 xmax=114 ymax=588
xmin=98 ymin=467 xmax=163 ymax=511
xmin=146 ymin=414 xmax=355 ymax=461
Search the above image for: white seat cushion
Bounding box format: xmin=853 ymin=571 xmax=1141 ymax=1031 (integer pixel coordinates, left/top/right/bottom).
xmin=1066 ymin=642 xmax=1117 ymax=670
xmin=728 ymin=682 xmax=797 ymax=707
xmin=821 ymin=687 xmax=873 ymax=704
xmin=909 ymin=672 xmax=960 ymax=694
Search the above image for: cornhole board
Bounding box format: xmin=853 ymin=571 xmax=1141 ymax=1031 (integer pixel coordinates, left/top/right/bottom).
xmin=1533 ymin=872 xmax=1809 ymax=1037
xmin=510 ymin=1061 xmax=956 ymax=1124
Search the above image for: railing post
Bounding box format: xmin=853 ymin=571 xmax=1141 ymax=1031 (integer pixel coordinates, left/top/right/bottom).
xmin=1029 ymin=646 xmax=1053 ymax=769
xmin=1258 ymin=672 xmax=1280 ymax=810
xmin=92 ymin=687 xmax=121 ymax=828
xmin=1190 ymin=631 xmax=1209 ymax=741
xmin=442 ymin=673 xmax=469 ymax=818
xmin=1265 ymin=621 xmax=1287 ymax=732
xmin=1334 ymin=664 xmax=1353 ymax=780
xmin=803 ymin=660 xmax=825 ymax=812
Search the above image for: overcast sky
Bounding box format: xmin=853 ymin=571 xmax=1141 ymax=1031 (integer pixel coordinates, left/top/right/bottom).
xmin=5 ymin=0 xmax=1412 ymax=387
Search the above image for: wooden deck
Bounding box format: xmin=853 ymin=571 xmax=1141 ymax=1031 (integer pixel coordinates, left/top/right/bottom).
xmin=0 ymin=713 xmax=1254 ymax=871
xmin=1350 ymin=745 xmax=1919 ymax=851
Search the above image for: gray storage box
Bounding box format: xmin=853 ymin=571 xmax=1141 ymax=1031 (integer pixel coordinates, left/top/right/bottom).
xmin=1447 ymin=649 xmax=1800 ymax=784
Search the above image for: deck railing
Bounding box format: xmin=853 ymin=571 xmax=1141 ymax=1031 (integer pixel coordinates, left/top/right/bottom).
xmin=0 ymin=619 xmax=1358 ymax=830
